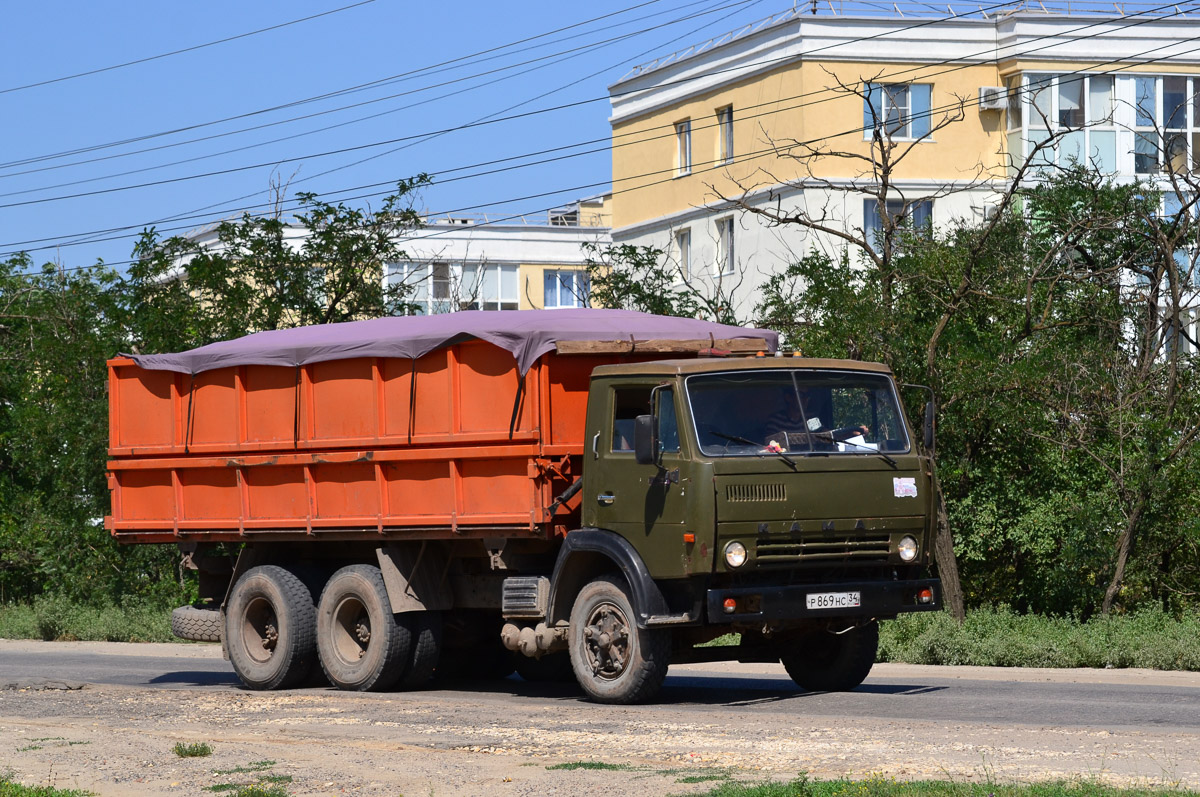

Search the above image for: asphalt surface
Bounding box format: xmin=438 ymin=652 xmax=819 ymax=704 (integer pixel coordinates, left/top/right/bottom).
xmin=3 ymin=639 xmax=1199 ymax=732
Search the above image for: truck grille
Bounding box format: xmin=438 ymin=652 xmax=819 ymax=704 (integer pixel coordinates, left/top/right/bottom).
xmin=726 ymin=483 xmax=786 ymax=502
xmin=756 ymin=534 xmax=890 ymax=563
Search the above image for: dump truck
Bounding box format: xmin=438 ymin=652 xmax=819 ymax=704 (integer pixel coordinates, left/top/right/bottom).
xmin=106 ymin=309 xmax=940 ymax=704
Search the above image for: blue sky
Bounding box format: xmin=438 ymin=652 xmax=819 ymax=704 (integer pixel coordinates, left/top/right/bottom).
xmin=0 ymin=0 xmax=779 ymax=270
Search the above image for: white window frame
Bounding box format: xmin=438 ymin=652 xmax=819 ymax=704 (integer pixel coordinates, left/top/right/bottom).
xmin=864 ymin=83 xmax=931 ymax=141
xmin=543 ymin=268 xmax=589 ymax=309
xmin=716 ymin=216 xmax=735 ymax=275
xmin=674 ymin=227 xmax=691 ymax=279
xmin=461 ymin=263 xmax=518 ymax=311
xmin=676 ymin=119 xmax=692 ymax=176
xmin=716 ymin=106 xmax=733 ymax=165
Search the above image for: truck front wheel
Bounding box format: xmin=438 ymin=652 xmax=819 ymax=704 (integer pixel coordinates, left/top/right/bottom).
xmin=316 ymin=565 xmax=411 ymax=692
xmin=568 ymin=575 xmax=669 ymax=704
xmin=225 ymin=565 xmax=317 ymax=690
xmin=778 ymin=622 xmax=878 ymax=692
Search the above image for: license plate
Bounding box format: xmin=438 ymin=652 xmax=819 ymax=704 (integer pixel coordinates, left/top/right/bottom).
xmin=806 ymin=591 xmax=861 ymax=610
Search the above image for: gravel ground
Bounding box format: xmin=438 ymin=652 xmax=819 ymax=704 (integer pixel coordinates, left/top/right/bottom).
xmin=2 ymin=643 xmax=1199 ymax=796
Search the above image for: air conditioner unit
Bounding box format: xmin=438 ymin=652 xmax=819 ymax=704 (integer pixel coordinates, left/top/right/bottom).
xmin=978 ymin=86 xmax=1007 ymax=111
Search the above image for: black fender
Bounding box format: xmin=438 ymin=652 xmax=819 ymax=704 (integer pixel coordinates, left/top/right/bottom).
xmin=547 ymin=528 xmax=671 ymax=629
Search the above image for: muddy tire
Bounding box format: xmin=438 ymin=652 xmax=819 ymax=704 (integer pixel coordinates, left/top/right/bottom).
xmin=171 ymin=605 xmax=222 ymax=642
xmin=316 ymin=565 xmax=411 ymax=692
xmin=398 ymin=611 xmax=443 ymax=689
xmin=568 ymin=574 xmax=669 ymax=704
xmin=225 ymin=565 xmax=317 ymax=690
xmin=779 ymin=622 xmax=878 ymax=692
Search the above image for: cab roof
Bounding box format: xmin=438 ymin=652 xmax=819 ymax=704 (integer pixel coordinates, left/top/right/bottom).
xmin=590 ymin=356 xmax=894 ymax=378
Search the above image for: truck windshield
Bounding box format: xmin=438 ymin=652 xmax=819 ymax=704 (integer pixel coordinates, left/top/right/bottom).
xmin=687 ymin=370 xmax=910 ymax=457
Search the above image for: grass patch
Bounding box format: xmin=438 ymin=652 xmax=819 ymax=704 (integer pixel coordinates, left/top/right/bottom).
xmin=0 ymin=774 xmax=92 ymax=797
xmin=546 ymin=762 xmax=634 ymax=771
xmin=13 ymin=747 xmax=40 ymax=753
xmin=878 ymin=606 xmax=1200 ymax=670
xmin=205 ymin=760 xmax=288 ymax=796
xmin=0 ymin=595 xmax=174 ymax=643
xmin=173 ymin=741 xmax=213 ymax=758
xmin=679 ymin=775 xmax=1200 ymax=797
xmin=213 ymin=761 xmax=275 ymax=775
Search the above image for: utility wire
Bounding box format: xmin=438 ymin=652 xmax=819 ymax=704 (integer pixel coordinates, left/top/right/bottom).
xmin=0 ymin=0 xmax=1179 ymax=215
xmin=0 ymin=0 xmax=753 ymax=198
xmin=9 ymin=30 xmax=1198 ymax=269
xmin=0 ymin=1 xmax=377 ymax=97
xmin=0 ymin=0 xmax=701 ymax=171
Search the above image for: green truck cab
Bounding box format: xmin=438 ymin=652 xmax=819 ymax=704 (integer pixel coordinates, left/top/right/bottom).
xmin=530 ymin=356 xmax=940 ymax=703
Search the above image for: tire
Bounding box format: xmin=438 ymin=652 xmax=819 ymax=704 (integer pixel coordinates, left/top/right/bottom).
xmin=316 ymin=565 xmax=411 ymax=692
xmin=225 ymin=565 xmax=317 ymax=690
xmin=779 ymin=622 xmax=879 ymax=692
xmin=398 ymin=611 xmax=443 ymax=689
xmin=171 ymin=605 xmax=222 ymax=642
xmin=514 ymin=651 xmax=576 ymax=684
xmin=568 ymin=574 xmax=670 ymax=704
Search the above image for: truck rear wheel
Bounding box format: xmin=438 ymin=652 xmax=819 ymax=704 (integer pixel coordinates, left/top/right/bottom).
xmin=779 ymin=622 xmax=879 ymax=692
xmin=316 ymin=565 xmax=411 ymax=692
xmin=568 ymin=574 xmax=669 ymax=704
xmin=225 ymin=565 xmax=317 ymax=690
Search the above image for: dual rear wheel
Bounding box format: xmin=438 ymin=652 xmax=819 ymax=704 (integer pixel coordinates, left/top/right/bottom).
xmin=225 ymin=564 xmax=441 ymax=692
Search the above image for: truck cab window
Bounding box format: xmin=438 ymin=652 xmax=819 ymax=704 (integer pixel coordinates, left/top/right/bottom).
xmin=611 ymin=387 xmax=652 ymax=452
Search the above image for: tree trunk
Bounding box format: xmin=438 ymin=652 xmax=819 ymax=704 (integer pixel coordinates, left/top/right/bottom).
xmin=934 ymin=488 xmax=965 ymax=622
xmin=1101 ymin=506 xmax=1141 ymax=616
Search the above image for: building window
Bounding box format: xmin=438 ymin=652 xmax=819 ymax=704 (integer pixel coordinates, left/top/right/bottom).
xmin=1129 ymin=74 xmax=1199 ymax=175
xmin=864 ymin=83 xmax=931 ymax=140
xmin=716 ymin=106 xmax=733 ymax=164
xmin=543 ymin=269 xmax=589 ymax=309
xmin=864 ymin=199 xmax=933 ymax=243
xmin=676 ymin=119 xmax=691 ymax=176
xmin=389 ymin=261 xmax=453 ymax=315
xmin=717 ymin=216 xmax=735 ymax=275
xmin=1018 ymin=73 xmax=1117 ymax=173
xmin=674 ymin=228 xmax=691 ymax=279
xmin=461 ymin=264 xmax=518 ymax=311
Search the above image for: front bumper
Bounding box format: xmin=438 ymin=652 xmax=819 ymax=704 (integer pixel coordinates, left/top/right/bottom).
xmin=706 ymin=578 xmax=941 ymax=623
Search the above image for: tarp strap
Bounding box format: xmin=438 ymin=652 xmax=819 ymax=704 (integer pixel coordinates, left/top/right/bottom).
xmin=184 ymin=374 xmax=196 ymax=455
xmin=407 ymin=359 xmax=417 ymax=445
xmin=293 ymin=366 xmax=302 ymax=450
xmin=508 ymin=375 xmax=526 ymax=440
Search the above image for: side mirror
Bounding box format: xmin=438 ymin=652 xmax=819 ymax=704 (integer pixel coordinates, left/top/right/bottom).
xmin=633 ymin=414 xmax=657 ymax=465
xmin=923 ymin=399 xmax=936 ymax=454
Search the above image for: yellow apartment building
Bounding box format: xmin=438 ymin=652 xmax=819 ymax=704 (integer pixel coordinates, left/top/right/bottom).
xmin=607 ymin=1 xmax=1200 ymax=322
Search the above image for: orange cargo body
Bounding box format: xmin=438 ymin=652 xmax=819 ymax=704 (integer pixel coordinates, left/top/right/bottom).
xmin=106 ymin=341 xmax=655 ymax=544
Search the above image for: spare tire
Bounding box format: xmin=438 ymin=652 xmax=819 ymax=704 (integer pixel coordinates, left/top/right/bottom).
xmin=171 ymin=605 xmax=222 ymax=642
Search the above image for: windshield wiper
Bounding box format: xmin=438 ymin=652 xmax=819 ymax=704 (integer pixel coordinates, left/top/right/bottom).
xmin=710 ymin=430 xmax=797 ymax=470
xmin=838 ymin=437 xmax=898 ymax=468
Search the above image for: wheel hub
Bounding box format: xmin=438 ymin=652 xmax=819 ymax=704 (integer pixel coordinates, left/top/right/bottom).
xmin=582 ymin=604 xmax=630 ymax=680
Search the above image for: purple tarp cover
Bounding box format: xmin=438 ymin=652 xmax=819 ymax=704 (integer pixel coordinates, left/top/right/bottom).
xmin=122 ymin=309 xmax=779 ymax=375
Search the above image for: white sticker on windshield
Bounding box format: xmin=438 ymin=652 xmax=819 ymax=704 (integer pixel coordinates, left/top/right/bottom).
xmin=893 ymin=477 xmax=918 ymax=498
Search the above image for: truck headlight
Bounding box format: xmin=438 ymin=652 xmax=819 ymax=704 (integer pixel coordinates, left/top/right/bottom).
xmin=724 ymin=541 xmax=748 ymax=568
xmin=898 ymin=536 xmax=918 ymax=562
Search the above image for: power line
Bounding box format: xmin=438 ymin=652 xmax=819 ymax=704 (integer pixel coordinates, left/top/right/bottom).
xmin=0 ymin=0 xmax=1186 ymax=258
xmin=0 ymin=0 xmax=709 ymax=172
xmin=11 ymin=30 xmax=1199 ymax=274
xmin=0 ymin=0 xmax=751 ymax=199
xmin=0 ymin=1 xmax=378 ymax=97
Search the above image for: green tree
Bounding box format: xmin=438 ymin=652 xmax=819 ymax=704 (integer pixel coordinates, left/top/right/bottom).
xmin=125 ymin=177 xmax=429 ymax=352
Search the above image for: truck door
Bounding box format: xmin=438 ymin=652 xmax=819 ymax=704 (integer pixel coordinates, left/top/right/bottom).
xmin=588 ymin=383 xmax=695 ymax=579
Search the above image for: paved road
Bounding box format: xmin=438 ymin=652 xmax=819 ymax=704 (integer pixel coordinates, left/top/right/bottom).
xmin=3 ymin=640 xmax=1199 ymax=796
xmin=3 ymin=639 xmax=1199 ymax=731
